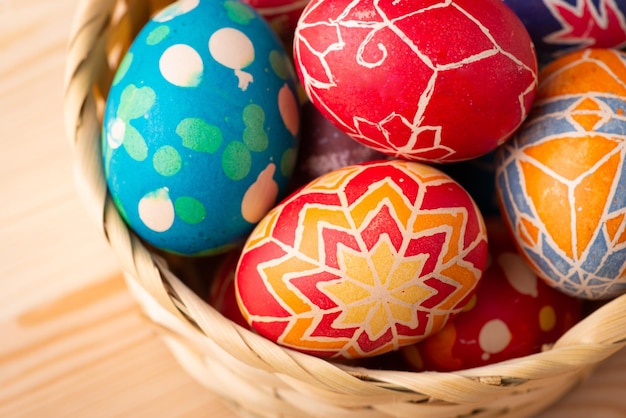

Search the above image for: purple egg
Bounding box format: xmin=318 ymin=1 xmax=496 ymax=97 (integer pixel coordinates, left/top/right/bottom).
xmin=290 ymin=101 xmax=387 ymax=189
xmin=503 ymin=0 xmax=626 ymax=64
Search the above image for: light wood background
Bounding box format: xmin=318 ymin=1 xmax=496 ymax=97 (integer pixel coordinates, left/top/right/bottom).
xmin=1 ymin=0 xmax=625 ymax=417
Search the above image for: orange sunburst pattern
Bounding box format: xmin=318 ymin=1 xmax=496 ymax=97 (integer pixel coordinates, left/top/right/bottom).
xmin=496 ymin=48 xmax=626 ymax=300
xmin=235 ymin=160 xmax=488 ymax=358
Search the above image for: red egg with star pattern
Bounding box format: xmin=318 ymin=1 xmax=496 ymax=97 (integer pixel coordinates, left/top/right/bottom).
xmin=235 ymin=159 xmax=488 ymax=359
xmin=293 ymin=0 xmax=538 ymax=163
xmin=400 ymin=217 xmax=583 ymax=372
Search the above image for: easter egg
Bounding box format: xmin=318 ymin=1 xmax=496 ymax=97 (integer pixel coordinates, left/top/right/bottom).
xmin=503 ymin=0 xmax=626 ymax=64
xmin=290 ymin=101 xmax=387 ymax=188
xmin=293 ymin=0 xmax=538 ymax=162
xmin=243 ymin=0 xmax=310 ymax=40
xmin=102 ymin=0 xmax=300 ymax=256
xmin=436 ymin=152 xmax=500 ymax=217
xmin=235 ymin=160 xmax=489 ymax=359
xmin=400 ymin=218 xmax=582 ymax=372
xmin=495 ymin=48 xmax=626 ymax=300
xmin=208 ymin=249 xmax=251 ymax=329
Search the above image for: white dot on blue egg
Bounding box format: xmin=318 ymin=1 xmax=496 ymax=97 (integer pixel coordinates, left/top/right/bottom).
xmin=160 ymin=44 xmax=204 ymax=87
xmin=209 ymin=27 xmax=255 ymax=91
xmin=138 ymin=187 xmax=175 ymax=232
xmin=107 ymin=117 xmax=126 ymax=149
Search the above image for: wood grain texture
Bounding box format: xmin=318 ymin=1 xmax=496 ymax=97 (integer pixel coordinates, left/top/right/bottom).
xmin=0 ymin=0 xmax=120 ymax=319
xmin=0 ymin=0 xmax=625 ymax=417
xmin=0 ymin=273 xmax=236 ymax=418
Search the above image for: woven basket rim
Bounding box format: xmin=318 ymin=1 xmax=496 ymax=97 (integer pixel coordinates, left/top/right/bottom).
xmin=63 ymin=0 xmax=626 ymax=415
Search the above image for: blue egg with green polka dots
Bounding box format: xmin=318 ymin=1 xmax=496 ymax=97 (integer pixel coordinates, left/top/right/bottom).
xmin=102 ymin=0 xmax=300 ymax=256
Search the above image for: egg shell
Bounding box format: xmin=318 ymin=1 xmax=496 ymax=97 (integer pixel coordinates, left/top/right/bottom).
xmin=235 ymin=159 xmax=488 ymax=359
xmin=243 ymin=0 xmax=310 ymax=40
xmin=102 ymin=0 xmax=301 ymax=256
xmin=495 ymin=48 xmax=626 ymax=300
xmin=435 ymin=151 xmax=500 ymax=217
xmin=289 ymin=101 xmax=388 ymax=189
xmin=400 ymin=217 xmax=583 ymax=372
xmin=208 ymin=249 xmax=251 ymax=329
xmin=503 ymin=0 xmax=626 ymax=64
xmin=293 ymin=0 xmax=538 ymax=162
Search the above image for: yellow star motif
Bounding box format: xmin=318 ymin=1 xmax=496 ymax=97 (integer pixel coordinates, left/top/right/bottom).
xmin=319 ymin=237 xmax=434 ymax=341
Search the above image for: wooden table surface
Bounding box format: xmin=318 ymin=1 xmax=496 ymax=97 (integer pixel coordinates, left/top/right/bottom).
xmin=1 ymin=1 xmax=626 ymax=417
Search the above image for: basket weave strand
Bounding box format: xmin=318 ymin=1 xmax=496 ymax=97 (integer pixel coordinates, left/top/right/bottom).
xmin=63 ymin=0 xmax=626 ymax=417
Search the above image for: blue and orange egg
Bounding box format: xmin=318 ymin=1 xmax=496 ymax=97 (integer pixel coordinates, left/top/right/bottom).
xmin=496 ymin=48 xmax=626 ymax=300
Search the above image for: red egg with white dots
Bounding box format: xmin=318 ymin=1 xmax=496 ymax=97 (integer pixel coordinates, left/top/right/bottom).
xmin=293 ymin=0 xmax=538 ymax=162
xmin=400 ymin=218 xmax=583 ymax=372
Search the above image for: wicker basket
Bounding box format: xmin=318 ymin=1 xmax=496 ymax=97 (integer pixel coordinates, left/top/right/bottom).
xmin=63 ymin=0 xmax=626 ymax=417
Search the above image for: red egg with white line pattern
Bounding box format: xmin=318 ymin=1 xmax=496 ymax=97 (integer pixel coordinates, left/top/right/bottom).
xmin=293 ymin=0 xmax=538 ymax=162
xmin=400 ymin=218 xmax=583 ymax=372
xmin=235 ymin=160 xmax=488 ymax=359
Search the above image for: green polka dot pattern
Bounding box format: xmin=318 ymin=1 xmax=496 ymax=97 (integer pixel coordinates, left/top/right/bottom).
xmin=153 ymin=146 xmax=182 ymax=176
xmin=177 ymin=118 xmax=223 ymax=153
xmin=147 ymin=25 xmax=171 ymax=45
